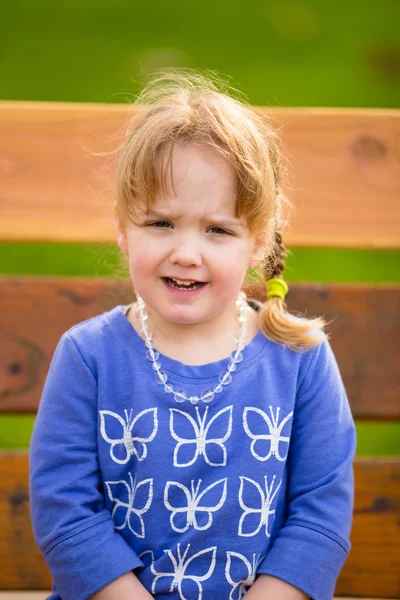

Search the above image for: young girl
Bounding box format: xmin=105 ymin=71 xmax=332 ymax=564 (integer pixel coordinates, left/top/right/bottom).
xmin=29 ymin=71 xmax=356 ymax=600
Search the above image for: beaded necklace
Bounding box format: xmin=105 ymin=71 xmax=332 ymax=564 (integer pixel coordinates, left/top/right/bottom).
xmin=135 ymin=291 xmax=250 ymax=405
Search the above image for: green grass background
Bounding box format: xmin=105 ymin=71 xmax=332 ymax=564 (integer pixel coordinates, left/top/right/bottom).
xmin=1 ymin=0 xmax=399 ymax=454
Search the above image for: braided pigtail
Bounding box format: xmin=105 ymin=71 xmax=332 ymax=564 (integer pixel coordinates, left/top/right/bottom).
xmin=258 ymin=226 xmax=329 ymax=352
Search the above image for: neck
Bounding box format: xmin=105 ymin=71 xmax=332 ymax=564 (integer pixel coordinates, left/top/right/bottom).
xmin=129 ymin=294 xmax=255 ymax=366
xmin=147 ymin=299 xmax=239 ymax=348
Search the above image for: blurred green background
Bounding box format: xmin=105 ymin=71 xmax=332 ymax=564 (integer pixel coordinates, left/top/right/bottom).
xmin=1 ymin=0 xmax=399 ymax=454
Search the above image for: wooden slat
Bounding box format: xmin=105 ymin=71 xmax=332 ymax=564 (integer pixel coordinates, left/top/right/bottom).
xmin=0 ymin=102 xmax=399 ymax=248
xmin=0 ymin=453 xmax=51 ymax=590
xmin=1 ymin=453 xmax=399 ymax=595
xmin=0 ymin=278 xmax=398 ymax=418
xmin=335 ymin=459 xmax=400 ymax=597
xmin=0 ymin=594 xmax=50 ymax=600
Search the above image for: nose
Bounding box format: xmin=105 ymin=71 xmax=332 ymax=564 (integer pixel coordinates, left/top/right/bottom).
xmin=169 ymin=235 xmax=202 ymax=268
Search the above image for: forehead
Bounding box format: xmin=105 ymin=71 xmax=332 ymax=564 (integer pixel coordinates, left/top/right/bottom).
xmin=151 ymin=142 xmax=240 ymax=218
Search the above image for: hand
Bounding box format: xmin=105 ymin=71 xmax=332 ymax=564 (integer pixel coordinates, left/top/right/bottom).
xmin=243 ymin=574 xmax=309 ymax=599
xmin=90 ymin=572 xmax=153 ymax=600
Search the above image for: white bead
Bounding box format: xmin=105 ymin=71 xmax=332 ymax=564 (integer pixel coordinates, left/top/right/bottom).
xmin=164 ymin=384 xmax=174 ymax=393
xmin=190 ymin=396 xmax=200 ymax=405
xmin=201 ymin=390 xmax=215 ymax=402
xmin=152 ymin=361 xmax=161 ymax=370
xmin=146 ymin=349 xmax=159 ymax=361
xmin=214 ymin=384 xmax=223 ymax=394
xmin=228 ymin=362 xmax=236 ymax=372
xmin=219 ymin=372 xmax=232 ymax=385
xmin=174 ymin=391 xmax=187 ymax=403
xmin=156 ymin=371 xmax=168 ymax=384
xmin=231 ymin=350 xmax=243 ymax=363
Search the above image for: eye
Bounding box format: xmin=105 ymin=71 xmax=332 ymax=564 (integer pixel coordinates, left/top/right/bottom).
xmin=208 ymin=227 xmax=231 ymax=236
xmin=149 ymin=221 xmax=172 ymax=228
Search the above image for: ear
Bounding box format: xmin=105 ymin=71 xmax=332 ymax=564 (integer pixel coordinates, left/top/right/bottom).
xmin=116 ymin=225 xmax=128 ymax=256
xmin=115 ymin=203 xmax=128 ymax=256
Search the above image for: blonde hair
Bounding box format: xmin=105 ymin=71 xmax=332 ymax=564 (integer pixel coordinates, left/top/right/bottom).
xmin=114 ymin=69 xmax=329 ymax=351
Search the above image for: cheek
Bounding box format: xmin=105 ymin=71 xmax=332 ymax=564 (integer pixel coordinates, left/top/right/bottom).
xmin=126 ymin=244 xmax=160 ymax=279
xmin=211 ymin=252 xmax=251 ymax=290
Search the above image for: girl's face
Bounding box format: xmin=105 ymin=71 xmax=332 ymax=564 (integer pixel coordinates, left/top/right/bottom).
xmin=117 ymin=142 xmax=265 ymax=335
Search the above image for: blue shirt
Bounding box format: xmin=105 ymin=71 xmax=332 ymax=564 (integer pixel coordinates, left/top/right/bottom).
xmin=29 ymin=304 xmax=356 ymax=600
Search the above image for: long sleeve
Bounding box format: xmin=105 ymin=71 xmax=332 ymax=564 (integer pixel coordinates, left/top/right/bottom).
xmin=29 ymin=333 xmax=143 ymax=600
xmin=257 ymin=339 xmax=356 ymax=600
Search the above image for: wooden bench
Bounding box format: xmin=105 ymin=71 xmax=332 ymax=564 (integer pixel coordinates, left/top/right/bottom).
xmin=0 ymin=101 xmax=399 ymax=599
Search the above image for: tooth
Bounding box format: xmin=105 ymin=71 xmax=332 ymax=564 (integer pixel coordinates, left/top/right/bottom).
xmin=173 ymin=278 xmax=196 ymax=285
xmin=167 ymin=277 xmax=202 ymax=289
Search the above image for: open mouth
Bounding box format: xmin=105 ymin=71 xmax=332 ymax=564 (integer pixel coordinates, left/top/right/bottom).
xmin=163 ymin=277 xmax=207 ymax=291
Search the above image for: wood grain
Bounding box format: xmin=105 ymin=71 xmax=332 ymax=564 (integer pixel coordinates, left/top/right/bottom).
xmin=0 ymin=453 xmax=51 ymax=590
xmin=335 ymin=459 xmax=400 ymax=597
xmin=0 ymin=277 xmax=398 ymax=418
xmin=0 ymin=595 xmax=49 ymax=600
xmin=0 ymin=102 xmax=399 ymax=247
xmin=0 ymin=595 xmax=50 ymax=600
xmin=1 ymin=453 xmax=399 ymax=595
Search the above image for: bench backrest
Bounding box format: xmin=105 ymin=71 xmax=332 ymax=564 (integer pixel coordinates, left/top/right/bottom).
xmin=0 ymin=102 xmax=399 ymax=597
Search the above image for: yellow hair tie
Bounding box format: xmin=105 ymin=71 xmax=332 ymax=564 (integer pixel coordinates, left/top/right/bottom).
xmin=266 ymin=278 xmax=288 ymax=300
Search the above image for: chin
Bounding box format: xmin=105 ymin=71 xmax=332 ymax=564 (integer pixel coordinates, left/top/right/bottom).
xmin=164 ymin=310 xmax=203 ymax=325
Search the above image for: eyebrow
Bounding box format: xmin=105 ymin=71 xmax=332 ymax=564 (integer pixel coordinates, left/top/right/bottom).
xmin=146 ymin=210 xmax=245 ymax=228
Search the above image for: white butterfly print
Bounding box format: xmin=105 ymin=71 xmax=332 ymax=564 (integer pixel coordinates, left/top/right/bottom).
xmin=99 ymin=408 xmax=158 ymax=464
xmin=105 ymin=472 xmax=153 ymax=538
xmin=225 ymin=552 xmax=264 ymax=600
xmin=164 ymin=478 xmax=227 ymax=532
xmin=140 ymin=543 xmax=217 ymax=600
xmin=238 ymin=475 xmax=282 ymax=537
xmin=243 ymin=405 xmax=293 ymax=462
xmin=170 ymin=405 xmax=233 ymax=467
